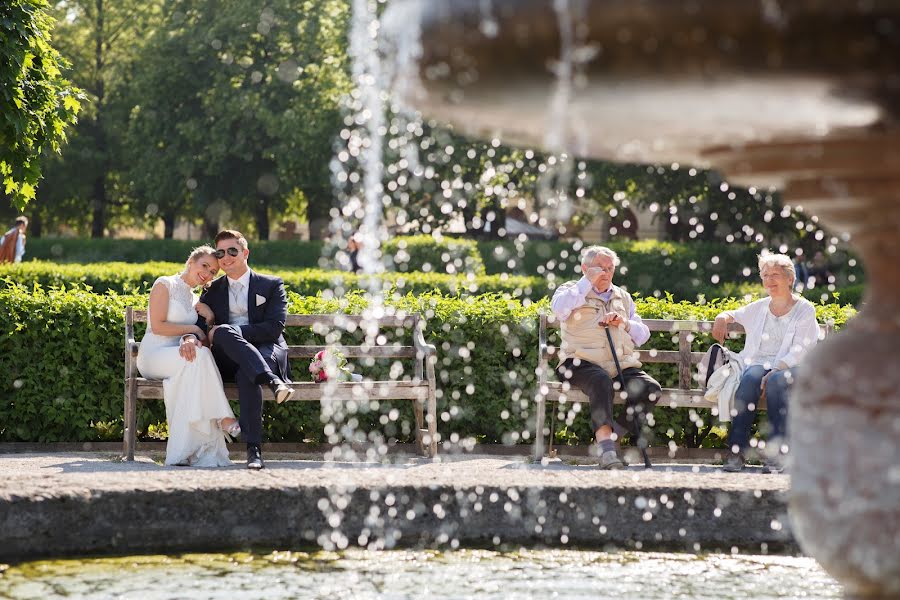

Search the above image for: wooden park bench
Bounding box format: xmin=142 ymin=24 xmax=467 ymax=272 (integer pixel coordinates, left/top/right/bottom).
xmin=123 ymin=309 xmax=438 ymax=460
xmin=534 ymin=314 xmax=833 ymax=459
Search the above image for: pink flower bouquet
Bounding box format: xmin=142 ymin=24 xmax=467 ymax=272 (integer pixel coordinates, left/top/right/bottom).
xmin=308 ymin=349 xmax=353 ymax=383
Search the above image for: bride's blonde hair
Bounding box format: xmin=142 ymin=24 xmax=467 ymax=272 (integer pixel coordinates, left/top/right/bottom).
xmin=183 ymin=245 xmax=217 ymax=288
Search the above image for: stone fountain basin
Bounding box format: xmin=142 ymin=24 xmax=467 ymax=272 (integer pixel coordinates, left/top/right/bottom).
xmin=388 ymin=0 xmax=898 ymax=170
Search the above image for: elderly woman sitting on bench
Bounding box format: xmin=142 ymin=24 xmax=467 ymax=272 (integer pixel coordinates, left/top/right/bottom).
xmin=713 ymin=253 xmax=820 ymax=473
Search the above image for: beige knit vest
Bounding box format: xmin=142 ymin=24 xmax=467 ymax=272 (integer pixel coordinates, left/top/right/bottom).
xmin=558 ymin=284 xmax=642 ymax=377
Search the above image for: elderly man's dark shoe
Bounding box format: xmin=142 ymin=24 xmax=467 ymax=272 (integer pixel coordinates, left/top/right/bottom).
xmin=247 ymin=444 xmax=264 ymax=470
xmin=598 ymin=450 xmax=625 ymax=470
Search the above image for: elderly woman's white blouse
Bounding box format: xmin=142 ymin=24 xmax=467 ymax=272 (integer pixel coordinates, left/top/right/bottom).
xmin=725 ymin=296 xmax=820 ymax=369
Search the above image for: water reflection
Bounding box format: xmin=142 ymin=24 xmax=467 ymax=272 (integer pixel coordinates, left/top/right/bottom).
xmin=0 ymin=549 xmax=840 ymax=599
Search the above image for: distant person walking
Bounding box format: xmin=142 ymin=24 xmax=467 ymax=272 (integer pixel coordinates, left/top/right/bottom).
xmin=347 ymin=232 xmax=362 ymax=273
xmin=0 ymin=216 xmax=28 ymax=264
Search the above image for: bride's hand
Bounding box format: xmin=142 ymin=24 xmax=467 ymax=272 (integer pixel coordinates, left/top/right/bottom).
xmin=195 ymin=302 xmax=215 ymax=325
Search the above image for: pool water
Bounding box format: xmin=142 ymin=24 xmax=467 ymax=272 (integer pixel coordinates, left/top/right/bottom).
xmin=0 ymin=549 xmax=841 ymax=599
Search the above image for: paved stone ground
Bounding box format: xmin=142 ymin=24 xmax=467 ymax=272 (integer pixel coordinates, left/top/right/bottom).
xmin=0 ymin=452 xmax=794 ymax=563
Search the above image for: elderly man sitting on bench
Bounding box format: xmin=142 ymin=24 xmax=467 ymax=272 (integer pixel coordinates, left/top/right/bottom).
xmin=551 ymin=245 xmax=661 ymax=469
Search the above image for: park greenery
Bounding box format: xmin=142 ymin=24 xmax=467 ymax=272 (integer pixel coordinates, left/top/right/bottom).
xmin=1 ymin=0 xmax=841 ymax=262
xmin=1 ymin=0 xmax=82 ymax=210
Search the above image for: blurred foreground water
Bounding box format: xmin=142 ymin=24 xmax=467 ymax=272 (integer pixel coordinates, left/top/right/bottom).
xmin=0 ymin=549 xmax=840 ymax=599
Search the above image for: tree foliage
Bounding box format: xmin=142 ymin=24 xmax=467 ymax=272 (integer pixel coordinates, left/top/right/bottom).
xmin=0 ymin=0 xmax=82 ymax=211
xmin=123 ymin=0 xmax=352 ymax=239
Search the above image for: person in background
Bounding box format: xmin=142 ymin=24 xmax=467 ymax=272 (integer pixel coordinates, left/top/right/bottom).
xmin=712 ymin=253 xmax=820 ymax=473
xmin=809 ymin=251 xmax=834 ymax=288
xmin=551 ymin=245 xmax=661 ymax=469
xmin=0 ymin=216 xmax=28 ymax=264
xmin=792 ymin=250 xmax=811 ymax=291
xmin=347 ymin=233 xmax=362 ymax=273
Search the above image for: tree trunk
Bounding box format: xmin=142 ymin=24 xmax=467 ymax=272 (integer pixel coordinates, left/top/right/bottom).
xmin=90 ymin=0 xmax=107 ymax=239
xmin=203 ymin=215 xmax=219 ymax=240
xmin=162 ymin=211 xmax=176 ymax=239
xmin=303 ymin=186 xmax=331 ymax=241
xmin=31 ymin=212 xmax=42 ymax=238
xmin=255 ymin=195 xmax=270 ymax=240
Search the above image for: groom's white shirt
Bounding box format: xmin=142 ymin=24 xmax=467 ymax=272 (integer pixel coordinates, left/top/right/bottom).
xmin=227 ymin=270 xmax=252 ymax=326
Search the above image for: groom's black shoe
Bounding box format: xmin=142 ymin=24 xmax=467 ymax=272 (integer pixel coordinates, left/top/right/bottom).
xmin=246 ymin=443 xmax=264 ymax=470
xmin=269 ymin=378 xmax=295 ymax=404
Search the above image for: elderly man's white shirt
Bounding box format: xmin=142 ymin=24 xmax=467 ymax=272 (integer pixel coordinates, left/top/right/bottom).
xmin=550 ymin=276 xmax=651 ymax=346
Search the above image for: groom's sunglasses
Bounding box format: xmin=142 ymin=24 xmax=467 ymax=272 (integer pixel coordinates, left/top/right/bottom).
xmin=212 ymin=247 xmax=242 ymax=259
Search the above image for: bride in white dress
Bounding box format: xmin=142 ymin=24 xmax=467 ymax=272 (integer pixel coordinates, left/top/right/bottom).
xmin=136 ymin=246 xmax=239 ymax=467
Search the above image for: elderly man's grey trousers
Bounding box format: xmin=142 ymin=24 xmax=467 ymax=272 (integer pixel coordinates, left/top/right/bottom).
xmin=557 ymin=358 xmax=661 ymax=436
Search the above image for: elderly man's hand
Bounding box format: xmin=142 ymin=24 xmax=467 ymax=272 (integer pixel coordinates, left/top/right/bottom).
xmin=599 ymin=312 xmax=627 ymax=330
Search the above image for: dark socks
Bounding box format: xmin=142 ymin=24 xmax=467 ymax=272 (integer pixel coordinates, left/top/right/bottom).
xmin=599 ymin=439 xmax=616 ymax=454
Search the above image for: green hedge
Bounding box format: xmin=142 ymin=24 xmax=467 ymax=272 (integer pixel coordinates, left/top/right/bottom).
xmin=0 ymin=285 xmax=855 ymax=448
xmin=0 ymin=260 xmax=863 ymax=307
xmin=382 ymin=235 xmax=485 ymax=275
xmin=0 ymin=261 xmax=546 ymax=298
xmin=24 ymin=237 xmax=865 ymax=302
xmin=24 ymin=238 xmax=327 ymax=267
xmin=478 ymin=239 xmax=865 ymax=300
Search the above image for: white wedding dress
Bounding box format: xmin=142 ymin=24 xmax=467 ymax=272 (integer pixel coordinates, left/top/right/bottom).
xmin=136 ymin=275 xmax=234 ymax=467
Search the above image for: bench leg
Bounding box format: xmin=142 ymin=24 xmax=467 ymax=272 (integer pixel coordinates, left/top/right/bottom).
xmin=533 ymin=393 xmax=546 ymax=461
xmin=123 ymin=377 xmax=137 ymax=461
xmin=427 ymin=388 xmax=438 ymax=457
xmin=413 ymin=397 xmax=426 ymax=456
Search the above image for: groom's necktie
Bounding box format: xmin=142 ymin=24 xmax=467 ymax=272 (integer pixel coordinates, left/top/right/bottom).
xmin=228 ymin=280 xmax=250 ymax=326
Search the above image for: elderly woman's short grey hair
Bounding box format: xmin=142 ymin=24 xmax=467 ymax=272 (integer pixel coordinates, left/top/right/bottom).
xmin=581 ymin=245 xmax=620 ymax=267
xmin=758 ymin=253 xmax=796 ymax=284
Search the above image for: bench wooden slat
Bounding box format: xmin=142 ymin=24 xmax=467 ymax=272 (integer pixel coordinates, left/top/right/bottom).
xmin=541 ymin=383 xmax=765 ymax=410
xmin=288 ymin=345 xmax=417 ymax=359
xmin=533 ymin=313 xmax=811 ymax=458
xmin=134 ymin=379 xmax=429 ymax=401
xmin=127 ymin=310 xmax=417 ymax=329
xmin=124 ymin=309 xmax=439 ymax=460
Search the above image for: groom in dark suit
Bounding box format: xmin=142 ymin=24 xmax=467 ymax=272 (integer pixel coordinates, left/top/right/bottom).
xmin=198 ymin=229 xmax=294 ymax=469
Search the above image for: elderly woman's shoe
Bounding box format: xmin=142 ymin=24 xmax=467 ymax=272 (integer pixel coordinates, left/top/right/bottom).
xmin=723 ymin=453 xmax=745 ymax=472
xmin=762 ymin=456 xmax=786 ymax=474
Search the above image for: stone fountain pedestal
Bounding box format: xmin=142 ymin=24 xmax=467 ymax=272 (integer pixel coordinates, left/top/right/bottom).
xmin=385 ymin=1 xmax=900 ymax=596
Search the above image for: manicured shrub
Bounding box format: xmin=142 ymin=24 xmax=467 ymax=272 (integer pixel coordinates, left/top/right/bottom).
xmin=0 ymin=285 xmax=856 ymax=449
xmin=382 ymin=235 xmax=485 ymax=275
xmin=24 ymin=238 xmax=326 ymax=267
xmin=478 ymin=238 xmax=865 ymax=301
xmin=1 ymin=260 xmax=863 ymax=306
xmin=0 ymin=261 xmax=546 ymax=299
xmin=22 ymin=237 xmax=864 ymax=302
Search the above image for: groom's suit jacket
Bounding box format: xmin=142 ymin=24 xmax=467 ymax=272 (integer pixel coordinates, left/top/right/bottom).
xmin=199 ymin=269 xmax=292 ymax=381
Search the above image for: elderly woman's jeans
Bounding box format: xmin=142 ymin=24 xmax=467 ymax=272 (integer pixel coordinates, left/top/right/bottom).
xmin=727 ymin=365 xmax=798 ymax=454
xmin=557 ymin=358 xmax=661 ymax=437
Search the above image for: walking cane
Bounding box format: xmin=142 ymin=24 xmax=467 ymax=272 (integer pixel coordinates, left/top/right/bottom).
xmin=604 ymin=325 xmax=653 ymax=469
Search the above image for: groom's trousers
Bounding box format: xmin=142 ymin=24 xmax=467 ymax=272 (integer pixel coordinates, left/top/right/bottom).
xmin=210 ymin=324 xmax=279 ymax=445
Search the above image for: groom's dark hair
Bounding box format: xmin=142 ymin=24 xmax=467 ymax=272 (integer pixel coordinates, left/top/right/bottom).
xmin=214 ymin=229 xmax=248 ymax=249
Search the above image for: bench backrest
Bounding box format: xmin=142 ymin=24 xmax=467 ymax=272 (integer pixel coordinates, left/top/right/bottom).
xmin=124 ymin=308 xmax=428 ymax=379
xmin=538 ymin=313 xmax=833 ymax=392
